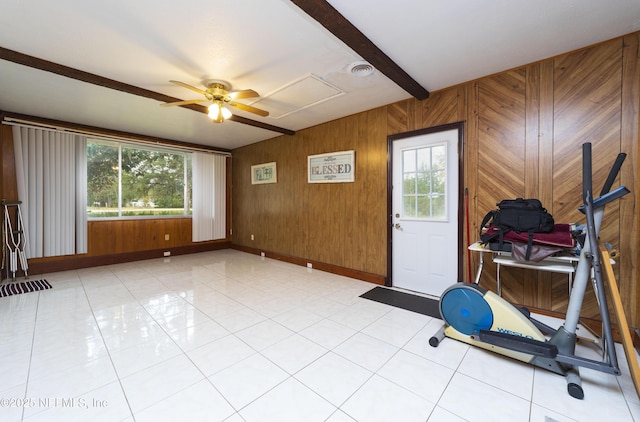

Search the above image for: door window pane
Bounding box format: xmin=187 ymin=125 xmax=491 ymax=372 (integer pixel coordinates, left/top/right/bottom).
xmin=401 ymin=144 xmax=447 ymax=220
xmin=403 ymin=174 xmax=416 ymax=195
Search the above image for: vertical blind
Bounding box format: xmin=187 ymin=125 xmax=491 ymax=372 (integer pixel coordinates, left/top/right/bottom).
xmin=192 ymin=152 xmax=227 ymax=241
xmin=12 ymin=126 xmax=87 ymax=258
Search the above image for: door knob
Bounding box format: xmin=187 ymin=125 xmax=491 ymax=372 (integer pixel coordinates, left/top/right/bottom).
xmin=394 ymin=223 xmax=402 ymax=229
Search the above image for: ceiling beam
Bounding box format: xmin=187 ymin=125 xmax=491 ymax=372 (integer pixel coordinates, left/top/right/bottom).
xmin=290 ymin=0 xmax=429 ymax=100
xmin=1 ymin=110 xmax=232 ymax=153
xmin=0 ymin=46 xmax=295 ymax=136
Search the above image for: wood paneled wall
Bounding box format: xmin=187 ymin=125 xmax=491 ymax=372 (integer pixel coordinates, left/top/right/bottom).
xmin=233 ymin=108 xmax=388 ymax=278
xmin=87 ymin=218 xmax=193 ymax=256
xmin=232 ymin=33 xmax=640 ymax=326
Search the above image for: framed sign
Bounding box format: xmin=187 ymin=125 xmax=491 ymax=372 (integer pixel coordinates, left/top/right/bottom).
xmin=251 ymin=162 xmax=277 ymax=184
xmin=308 ymin=150 xmax=355 ymax=183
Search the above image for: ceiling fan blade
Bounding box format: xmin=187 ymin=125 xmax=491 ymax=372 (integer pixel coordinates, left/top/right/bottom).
xmin=169 ymin=80 xmax=207 ymax=96
xmin=228 ymin=101 xmax=269 ymax=117
xmin=229 ymin=89 xmax=259 ymax=100
xmin=161 ymin=99 xmax=207 ymax=107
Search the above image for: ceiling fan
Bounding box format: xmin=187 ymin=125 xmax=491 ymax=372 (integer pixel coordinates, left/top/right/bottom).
xmin=161 ymin=79 xmax=269 ymax=123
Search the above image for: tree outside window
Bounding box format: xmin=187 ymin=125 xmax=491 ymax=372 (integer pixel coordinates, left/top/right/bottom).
xmin=87 ymin=140 xmax=192 ymax=218
xmin=402 ymin=144 xmax=447 ymax=220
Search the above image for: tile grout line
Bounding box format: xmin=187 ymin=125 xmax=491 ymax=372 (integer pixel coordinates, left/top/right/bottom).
xmin=19 ymin=291 xmax=42 ymax=422
xmin=78 ymin=268 xmax=138 ymax=422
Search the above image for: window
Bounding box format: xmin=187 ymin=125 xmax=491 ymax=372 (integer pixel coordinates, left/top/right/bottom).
xmin=87 ymin=139 xmax=192 ymax=218
xmin=402 ymin=144 xmax=447 ymax=220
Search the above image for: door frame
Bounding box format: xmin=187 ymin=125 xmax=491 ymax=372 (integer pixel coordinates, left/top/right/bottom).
xmin=386 ymin=121 xmax=466 ymax=287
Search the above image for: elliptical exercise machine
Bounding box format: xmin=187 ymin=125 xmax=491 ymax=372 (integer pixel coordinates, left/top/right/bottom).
xmin=429 ymin=143 xmax=629 ymax=399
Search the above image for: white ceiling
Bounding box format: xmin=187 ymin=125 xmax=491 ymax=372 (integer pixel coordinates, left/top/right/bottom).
xmin=1 ymin=0 xmax=639 ymax=150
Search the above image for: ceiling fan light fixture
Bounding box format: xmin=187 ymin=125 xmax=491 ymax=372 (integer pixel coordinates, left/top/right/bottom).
xmin=208 ymin=101 xmax=233 ymax=123
xmin=164 ymin=79 xmax=267 ymax=121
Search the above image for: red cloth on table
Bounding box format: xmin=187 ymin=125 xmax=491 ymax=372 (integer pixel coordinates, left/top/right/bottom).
xmin=484 ymin=223 xmax=575 ymax=248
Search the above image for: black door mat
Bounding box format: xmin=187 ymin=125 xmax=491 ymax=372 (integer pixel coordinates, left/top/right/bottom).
xmin=360 ymin=286 xmax=441 ymax=319
xmin=0 ymin=279 xmax=51 ymax=297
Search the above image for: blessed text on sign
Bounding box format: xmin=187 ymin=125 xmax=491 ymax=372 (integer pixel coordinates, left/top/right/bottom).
xmin=308 ymin=150 xmax=355 ymax=183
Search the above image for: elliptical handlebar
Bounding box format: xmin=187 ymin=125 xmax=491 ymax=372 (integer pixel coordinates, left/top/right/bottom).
xmin=582 ymin=143 xmax=593 ymax=203
xmin=582 ymin=142 xmax=627 ymax=201
xmin=600 ymin=152 xmax=627 ymax=197
xmin=578 ymin=144 xmax=629 ymax=214
xmin=582 ymin=142 xmax=627 ymax=200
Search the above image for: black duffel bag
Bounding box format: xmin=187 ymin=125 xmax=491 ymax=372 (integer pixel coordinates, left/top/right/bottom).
xmin=480 ymin=198 xmax=555 ymax=260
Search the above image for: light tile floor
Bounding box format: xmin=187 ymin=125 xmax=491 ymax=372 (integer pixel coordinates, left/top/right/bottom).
xmin=0 ymin=249 xmax=638 ymax=421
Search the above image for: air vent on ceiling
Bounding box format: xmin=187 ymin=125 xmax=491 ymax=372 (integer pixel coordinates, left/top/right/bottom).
xmin=348 ymin=61 xmax=375 ymax=77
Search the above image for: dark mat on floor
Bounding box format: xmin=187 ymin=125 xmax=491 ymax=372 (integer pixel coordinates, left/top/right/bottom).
xmin=0 ymin=279 xmax=51 ymax=297
xmin=360 ymin=286 xmax=441 ymax=319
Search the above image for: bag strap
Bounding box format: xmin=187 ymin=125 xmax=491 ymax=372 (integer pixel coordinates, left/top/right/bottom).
xmin=480 ymin=225 xmax=512 ymax=246
xmin=525 ymin=231 xmax=534 ymax=261
xmin=479 ymin=210 xmax=496 ymax=240
xmin=480 ymin=230 xmax=499 ymax=245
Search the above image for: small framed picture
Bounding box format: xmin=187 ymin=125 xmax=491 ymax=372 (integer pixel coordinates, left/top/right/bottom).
xmin=251 ymin=162 xmax=277 ymax=184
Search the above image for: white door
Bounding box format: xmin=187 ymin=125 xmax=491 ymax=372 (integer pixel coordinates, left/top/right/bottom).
xmin=391 ymin=128 xmax=460 ymax=297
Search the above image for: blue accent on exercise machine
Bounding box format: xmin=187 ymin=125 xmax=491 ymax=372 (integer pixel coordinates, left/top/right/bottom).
xmin=440 ymin=286 xmax=493 ymax=335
